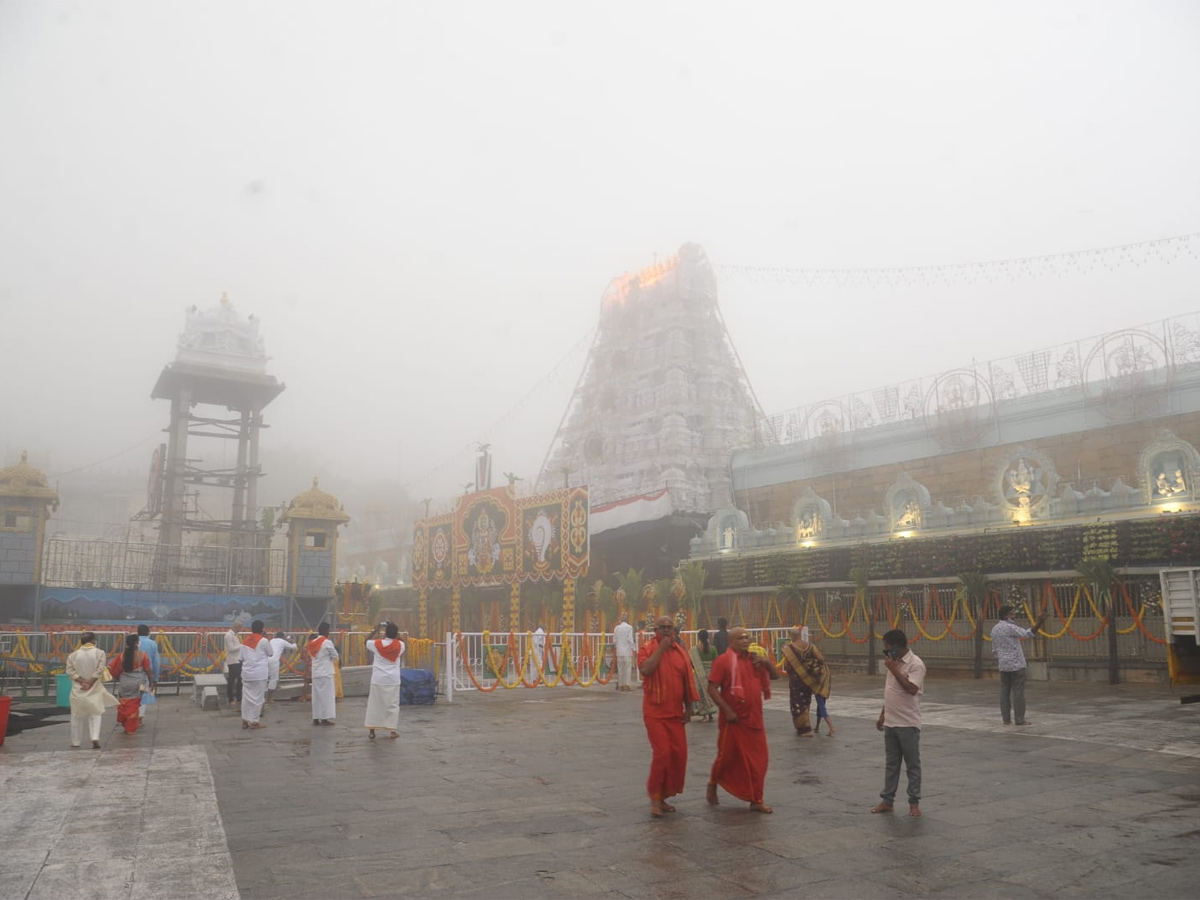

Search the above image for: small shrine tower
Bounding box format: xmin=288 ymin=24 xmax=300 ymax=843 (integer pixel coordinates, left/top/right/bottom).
xmin=281 ymin=478 xmax=350 ymax=613
xmin=0 ymin=452 xmax=59 ymax=585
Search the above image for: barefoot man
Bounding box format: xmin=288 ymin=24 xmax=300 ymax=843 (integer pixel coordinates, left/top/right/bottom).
xmin=638 ymin=615 xmax=700 ymax=818
xmin=706 ymin=627 xmax=782 ymax=813
xmin=871 ymin=628 xmax=926 ymax=818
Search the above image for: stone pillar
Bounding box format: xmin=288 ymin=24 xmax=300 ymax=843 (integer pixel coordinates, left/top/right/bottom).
xmin=562 ymin=578 xmax=576 ymax=631
xmin=451 ymin=586 xmax=461 ymax=633
xmin=509 ymin=582 xmax=521 ymax=632
xmin=418 ymin=590 xmax=428 ymax=639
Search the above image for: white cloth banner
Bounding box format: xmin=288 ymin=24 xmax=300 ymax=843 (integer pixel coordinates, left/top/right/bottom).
xmin=589 ymin=489 xmax=673 ymax=536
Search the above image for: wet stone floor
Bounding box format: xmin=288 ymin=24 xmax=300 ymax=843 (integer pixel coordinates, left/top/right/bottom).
xmin=2 ymin=674 xmax=1199 ymax=899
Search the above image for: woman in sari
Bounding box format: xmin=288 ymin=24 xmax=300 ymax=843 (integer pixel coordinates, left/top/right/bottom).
xmin=780 ymin=626 xmax=831 ymax=737
xmin=108 ymin=634 xmax=154 ymax=735
xmin=687 ymin=628 xmax=719 ymax=722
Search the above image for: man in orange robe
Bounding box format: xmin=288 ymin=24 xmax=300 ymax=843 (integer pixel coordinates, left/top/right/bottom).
xmin=638 ymin=615 xmax=700 ymax=818
xmin=706 ymin=627 xmax=782 ymax=813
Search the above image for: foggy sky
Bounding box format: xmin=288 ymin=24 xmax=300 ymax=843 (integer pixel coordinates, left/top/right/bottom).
xmin=2 ymin=0 xmax=1199 ymax=510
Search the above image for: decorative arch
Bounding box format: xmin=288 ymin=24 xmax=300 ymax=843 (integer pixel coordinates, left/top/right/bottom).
xmin=1138 ymin=430 xmax=1200 ymax=505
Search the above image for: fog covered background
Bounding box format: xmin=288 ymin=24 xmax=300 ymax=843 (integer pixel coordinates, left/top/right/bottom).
xmin=2 ymin=0 xmax=1198 ymax=520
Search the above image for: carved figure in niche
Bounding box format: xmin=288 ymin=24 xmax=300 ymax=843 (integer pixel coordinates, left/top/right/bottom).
xmin=1153 ymin=468 xmax=1188 ymax=498
xmin=1155 ymin=472 xmax=1171 ymax=496
xmin=722 ymin=525 xmax=735 ymax=549
xmin=896 ymin=499 xmax=922 ymax=528
xmin=796 ymin=509 xmax=821 ymax=539
xmin=1003 ymin=457 xmax=1045 ymax=510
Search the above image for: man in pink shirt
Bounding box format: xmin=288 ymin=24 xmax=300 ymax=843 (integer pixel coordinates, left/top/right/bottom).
xmin=871 ymin=629 xmax=926 ymax=818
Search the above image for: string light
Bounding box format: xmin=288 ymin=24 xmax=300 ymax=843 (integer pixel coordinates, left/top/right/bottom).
xmin=715 ymin=232 xmax=1200 ymax=289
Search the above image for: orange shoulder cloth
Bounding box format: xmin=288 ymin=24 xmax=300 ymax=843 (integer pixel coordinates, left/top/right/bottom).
xmin=374 ymin=638 xmax=402 ymax=662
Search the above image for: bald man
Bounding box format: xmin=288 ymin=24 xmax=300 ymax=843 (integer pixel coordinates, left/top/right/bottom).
xmin=637 ymin=615 xmax=701 ymax=818
xmin=707 ymin=626 xmax=782 ymax=813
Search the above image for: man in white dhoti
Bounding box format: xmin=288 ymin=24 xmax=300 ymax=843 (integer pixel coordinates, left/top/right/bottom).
xmin=364 ymin=622 xmax=406 ymax=739
xmin=65 ymin=632 xmax=111 ymax=749
xmin=613 ymin=613 xmax=636 ymax=692
xmin=528 ymin=625 xmax=547 ymax=684
xmin=267 ymin=630 xmax=297 ymax=700
xmin=239 ymin=619 xmax=273 ymax=729
xmin=307 ymin=622 xmax=339 ymax=726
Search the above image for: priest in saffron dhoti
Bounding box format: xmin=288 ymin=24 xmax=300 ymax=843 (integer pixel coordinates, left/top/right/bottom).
xmin=707 ymin=627 xmax=783 ymax=813
xmin=365 ymin=621 xmax=406 ymax=739
xmin=239 ymin=619 xmax=274 ymax=730
xmin=637 ymin=615 xmax=700 ymax=818
xmin=307 ymin=622 xmax=339 ymax=726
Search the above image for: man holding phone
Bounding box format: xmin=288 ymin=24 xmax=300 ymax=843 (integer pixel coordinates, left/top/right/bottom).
xmin=991 ymin=605 xmax=1045 ymax=726
xmin=871 ymin=629 xmax=926 ymax=818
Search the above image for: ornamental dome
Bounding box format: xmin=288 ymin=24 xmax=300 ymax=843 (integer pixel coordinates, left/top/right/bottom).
xmin=281 ymin=477 xmax=350 ymax=524
xmin=176 ymin=293 xmax=269 ymax=374
xmin=0 ymin=451 xmax=59 ymax=507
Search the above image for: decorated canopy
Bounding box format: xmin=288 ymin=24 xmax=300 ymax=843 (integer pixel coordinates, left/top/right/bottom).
xmin=413 ymin=486 xmax=588 ymax=590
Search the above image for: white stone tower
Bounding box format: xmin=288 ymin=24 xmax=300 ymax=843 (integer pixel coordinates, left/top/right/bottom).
xmin=537 ymin=243 xmax=769 ymax=520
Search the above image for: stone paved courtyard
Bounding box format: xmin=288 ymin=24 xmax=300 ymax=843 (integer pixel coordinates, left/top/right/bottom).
xmin=2 ymin=674 xmax=1199 ymax=899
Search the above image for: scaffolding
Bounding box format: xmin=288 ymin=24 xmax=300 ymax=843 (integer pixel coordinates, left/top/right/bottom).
xmin=42 ymin=538 xmax=285 ymax=595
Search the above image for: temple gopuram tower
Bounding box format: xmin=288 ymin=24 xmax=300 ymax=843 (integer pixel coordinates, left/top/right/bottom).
xmin=0 ymin=452 xmax=59 ymax=587
xmin=281 ymin=478 xmax=350 ymax=626
xmin=537 ymin=243 xmax=769 ymax=577
xmin=150 ymin=295 xmax=284 ymax=589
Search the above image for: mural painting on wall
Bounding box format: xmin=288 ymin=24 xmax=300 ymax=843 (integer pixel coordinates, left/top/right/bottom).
xmin=463 ymin=494 xmax=512 ymax=581
xmin=412 ymin=485 xmax=589 ymax=590
xmin=997 ymin=447 xmax=1057 ymax=517
xmin=39 ymin=589 xmax=284 ymax=627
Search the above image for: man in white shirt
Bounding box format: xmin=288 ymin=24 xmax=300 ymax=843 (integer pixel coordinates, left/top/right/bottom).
xmin=871 ymin=629 xmax=927 ymax=818
xmin=224 ymin=619 xmax=244 ymax=707
xmin=613 ymin=614 xmax=636 ymax=691
xmin=364 ymin=622 xmax=406 ymax=739
xmin=306 ymin=622 xmax=339 ymax=725
xmin=990 ymin=605 xmax=1046 ymax=726
xmin=529 ymin=625 xmax=547 ymax=684
xmin=65 ymin=632 xmax=110 ymax=750
xmin=267 ymin=631 xmax=298 ymax=701
xmin=239 ymin=619 xmax=274 ymax=729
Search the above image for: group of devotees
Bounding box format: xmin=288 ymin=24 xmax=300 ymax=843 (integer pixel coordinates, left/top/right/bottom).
xmin=634 ymin=614 xmax=928 ymax=819
xmin=64 ymin=605 xmax=1040 ymax=817
xmin=65 ymin=618 xmax=409 ymax=745
xmin=630 ymin=605 xmax=1042 ymax=819
xmin=219 ymin=618 xmax=409 ymax=737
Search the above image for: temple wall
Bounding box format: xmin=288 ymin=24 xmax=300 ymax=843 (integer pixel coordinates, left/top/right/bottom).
xmin=738 ymin=411 xmax=1200 ymax=527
